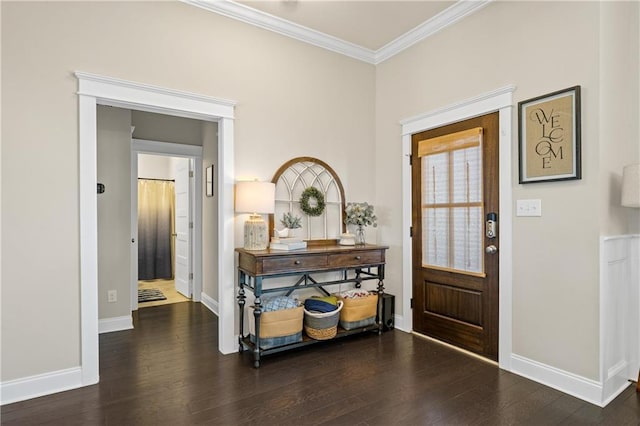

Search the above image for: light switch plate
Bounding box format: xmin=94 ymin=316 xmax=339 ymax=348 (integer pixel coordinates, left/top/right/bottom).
xmin=516 ymin=199 xmax=542 ymax=217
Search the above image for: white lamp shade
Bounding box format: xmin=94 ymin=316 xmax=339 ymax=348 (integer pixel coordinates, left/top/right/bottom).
xmin=235 ymin=181 xmax=275 ymax=214
xmin=621 ymin=163 xmax=640 ymax=208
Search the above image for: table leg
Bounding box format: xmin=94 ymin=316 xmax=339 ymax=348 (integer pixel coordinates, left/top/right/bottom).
xmin=253 ymin=296 xmax=262 ymax=368
xmin=377 ymin=265 xmax=385 ymax=335
xmin=355 ymin=268 xmax=362 ymax=288
xmin=237 ymin=281 xmax=246 ymax=353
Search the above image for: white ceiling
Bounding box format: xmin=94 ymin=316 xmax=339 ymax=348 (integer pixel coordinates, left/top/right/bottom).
xmin=238 ymin=0 xmax=456 ymax=51
xmin=185 ymin=0 xmax=491 ymax=64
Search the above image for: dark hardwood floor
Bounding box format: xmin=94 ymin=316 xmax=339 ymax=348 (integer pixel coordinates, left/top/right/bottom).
xmin=2 ymin=302 xmax=638 ymax=425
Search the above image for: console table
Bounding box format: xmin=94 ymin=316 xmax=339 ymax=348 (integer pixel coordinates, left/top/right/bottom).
xmin=236 ymin=244 xmax=388 ymax=367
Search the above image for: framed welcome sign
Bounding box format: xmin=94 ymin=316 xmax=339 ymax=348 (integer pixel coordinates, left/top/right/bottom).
xmin=518 ymin=86 xmax=581 ymax=183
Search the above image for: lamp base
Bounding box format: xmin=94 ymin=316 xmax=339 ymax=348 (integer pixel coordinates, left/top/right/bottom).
xmin=244 ymin=214 xmax=268 ymax=250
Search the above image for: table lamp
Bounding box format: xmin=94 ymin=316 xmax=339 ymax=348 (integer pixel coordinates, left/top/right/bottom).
xmin=621 ymin=163 xmax=640 ymax=208
xmin=235 ymin=180 xmax=275 ymax=250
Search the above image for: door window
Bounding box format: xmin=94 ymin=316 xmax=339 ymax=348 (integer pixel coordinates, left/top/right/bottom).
xmin=418 ymin=127 xmax=484 ymax=275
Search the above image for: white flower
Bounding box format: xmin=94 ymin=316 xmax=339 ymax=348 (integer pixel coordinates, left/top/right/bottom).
xmin=344 ymin=202 xmax=377 ymax=227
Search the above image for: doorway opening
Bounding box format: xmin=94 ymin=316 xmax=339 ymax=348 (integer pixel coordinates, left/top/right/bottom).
xmin=136 ymin=154 xmax=194 ymax=309
xmin=78 ymin=71 xmax=237 ymax=388
xmin=131 ymin=139 xmax=203 ymax=312
xmin=410 ymin=113 xmax=500 ymax=361
xmin=400 ymin=86 xmax=515 ymax=370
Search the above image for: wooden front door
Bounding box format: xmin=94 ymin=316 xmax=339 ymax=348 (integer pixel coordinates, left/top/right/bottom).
xmin=411 ymin=112 xmax=499 ymax=361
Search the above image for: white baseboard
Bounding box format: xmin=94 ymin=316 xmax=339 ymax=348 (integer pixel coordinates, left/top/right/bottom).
xmin=393 ymin=314 xmax=409 ymax=332
xmin=511 ymin=354 xmax=616 ymax=407
xmin=1 ymin=367 xmax=84 ymax=406
xmin=601 ymin=374 xmax=632 ymax=407
xmin=98 ymin=315 xmax=133 ymax=334
xmin=200 ymin=292 xmax=219 ymax=316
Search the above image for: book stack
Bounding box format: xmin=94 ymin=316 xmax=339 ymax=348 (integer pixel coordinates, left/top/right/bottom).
xmin=269 ymin=237 xmax=307 ymax=251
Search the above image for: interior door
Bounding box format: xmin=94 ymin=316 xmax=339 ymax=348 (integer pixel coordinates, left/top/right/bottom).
xmin=174 ymin=157 xmax=192 ymax=298
xmin=411 ymin=112 xmax=499 ymax=361
xmin=131 ymin=152 xmax=139 ymax=311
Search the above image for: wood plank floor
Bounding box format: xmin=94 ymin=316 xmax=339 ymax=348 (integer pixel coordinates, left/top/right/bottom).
xmin=2 ymin=302 xmax=638 ymax=425
xmin=138 ymin=279 xmax=190 ymax=308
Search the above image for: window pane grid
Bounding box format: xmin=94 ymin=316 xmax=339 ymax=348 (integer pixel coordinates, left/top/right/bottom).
xmin=420 ymin=130 xmax=484 ymax=275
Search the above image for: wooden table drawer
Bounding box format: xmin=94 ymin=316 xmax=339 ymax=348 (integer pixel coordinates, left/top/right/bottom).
xmin=262 ymin=254 xmax=328 ymax=274
xmin=329 ymin=250 xmax=384 ymax=268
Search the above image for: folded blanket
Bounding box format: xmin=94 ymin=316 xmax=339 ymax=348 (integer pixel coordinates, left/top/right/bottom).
xmin=262 ymin=296 xmax=299 ymax=312
xmin=339 ymin=289 xmax=375 ymax=299
xmin=304 ymin=298 xmax=338 ymax=313
xmin=310 ymin=295 xmax=338 ymax=306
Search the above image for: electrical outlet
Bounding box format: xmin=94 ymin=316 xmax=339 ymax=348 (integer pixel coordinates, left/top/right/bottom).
xmin=107 ymin=290 xmax=117 ymax=303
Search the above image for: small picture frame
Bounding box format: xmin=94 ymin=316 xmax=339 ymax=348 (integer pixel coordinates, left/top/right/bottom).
xmin=206 ymin=165 xmax=214 ymax=197
xmin=518 ymin=86 xmax=581 ymax=184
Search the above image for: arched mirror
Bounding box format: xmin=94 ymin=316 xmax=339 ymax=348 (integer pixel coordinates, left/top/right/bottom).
xmin=269 ymin=157 xmax=346 ymax=245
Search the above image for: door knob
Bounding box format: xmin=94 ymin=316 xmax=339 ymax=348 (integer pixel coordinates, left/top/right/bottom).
xmin=485 ymin=245 xmax=498 ymax=255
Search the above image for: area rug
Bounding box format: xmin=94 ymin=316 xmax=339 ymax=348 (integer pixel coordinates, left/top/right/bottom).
xmin=138 ymin=288 xmax=167 ymax=303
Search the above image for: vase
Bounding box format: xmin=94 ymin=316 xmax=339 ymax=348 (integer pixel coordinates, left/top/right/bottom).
xmin=355 ymin=225 xmax=366 ymax=246
xmin=275 ymin=228 xmax=289 ymax=238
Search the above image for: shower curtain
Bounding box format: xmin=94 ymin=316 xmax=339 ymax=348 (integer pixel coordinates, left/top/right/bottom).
xmin=138 ymin=179 xmax=175 ymax=280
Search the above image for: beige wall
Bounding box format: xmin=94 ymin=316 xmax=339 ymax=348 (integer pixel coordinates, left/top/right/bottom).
xmin=97 ymin=105 xmax=132 ymax=320
xmin=132 ymin=110 xmax=203 ymax=146
xmin=599 ymin=3 xmax=640 ymax=392
xmin=376 ymin=1 xmax=638 ymax=381
xmin=1 ymin=1 xmax=374 ymax=381
xmin=202 ymin=122 xmax=219 ymax=302
xmin=598 ymin=2 xmax=640 ymax=235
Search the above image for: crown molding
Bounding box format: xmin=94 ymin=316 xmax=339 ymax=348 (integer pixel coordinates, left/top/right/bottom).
xmin=183 ymin=0 xmax=492 ymax=65
xmin=183 ymin=0 xmax=376 ymax=63
xmin=374 ymin=0 xmax=492 ymax=64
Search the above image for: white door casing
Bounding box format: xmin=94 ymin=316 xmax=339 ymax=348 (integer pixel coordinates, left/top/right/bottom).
xmin=400 ymin=85 xmax=515 ymax=370
xmin=78 ymin=72 xmax=237 ymax=388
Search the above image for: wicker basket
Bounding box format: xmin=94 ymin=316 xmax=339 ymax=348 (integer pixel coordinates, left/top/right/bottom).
xmin=338 ymin=293 xmax=378 ymax=330
xmin=303 ymin=301 xmax=343 ymax=340
xmin=248 ymin=306 xmax=304 ymax=349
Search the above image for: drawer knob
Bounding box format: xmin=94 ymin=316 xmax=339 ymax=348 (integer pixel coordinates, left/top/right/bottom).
xmin=355 ymin=256 xmax=361 ymax=260
xmin=294 ymin=260 xmax=301 ymax=265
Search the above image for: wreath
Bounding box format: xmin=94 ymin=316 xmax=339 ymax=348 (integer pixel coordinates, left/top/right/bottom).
xmin=299 ymin=187 xmax=326 ymax=217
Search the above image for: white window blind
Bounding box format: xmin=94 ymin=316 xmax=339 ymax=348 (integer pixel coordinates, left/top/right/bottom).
xmin=418 ymin=127 xmax=484 ymax=275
